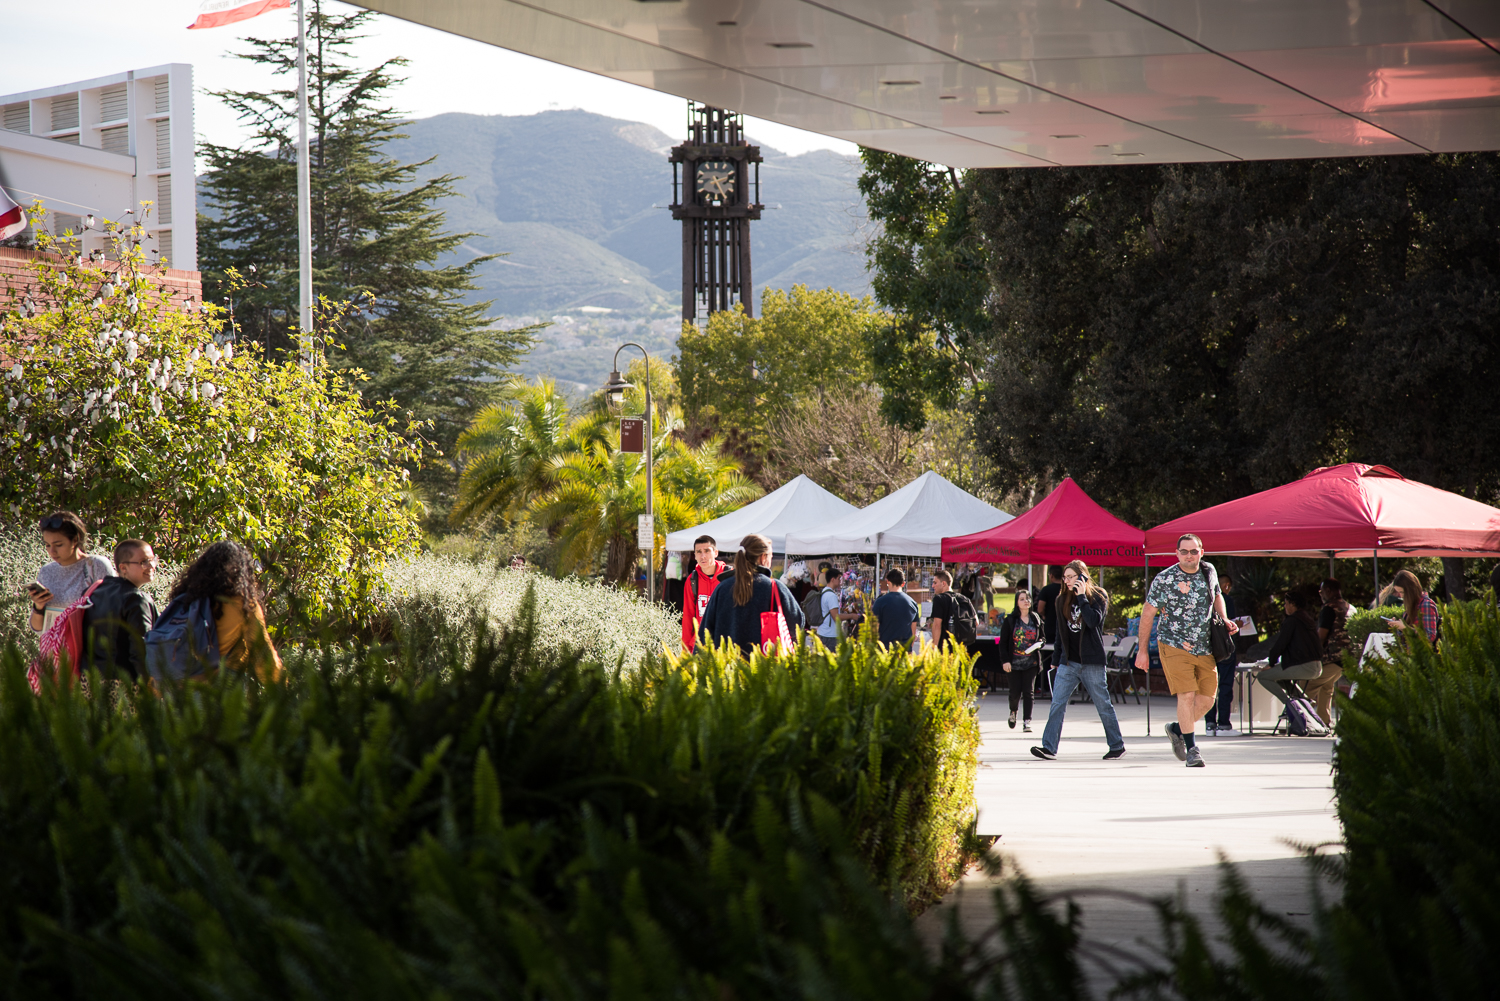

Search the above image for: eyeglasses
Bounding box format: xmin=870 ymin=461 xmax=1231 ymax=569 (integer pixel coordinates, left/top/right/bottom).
xmin=122 ymin=558 xmax=159 ymax=568
xmin=1177 ymin=548 xmax=1202 ymax=556
xmin=40 ymin=516 xmax=68 ymax=531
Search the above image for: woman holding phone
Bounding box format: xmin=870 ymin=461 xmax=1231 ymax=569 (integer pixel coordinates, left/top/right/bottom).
xmin=27 ymin=511 xmax=114 ymax=633
xmin=1031 ymin=559 xmax=1126 ymax=761
xmin=999 ymin=589 xmax=1043 ymax=732
xmin=1385 ymin=569 xmax=1440 ymax=644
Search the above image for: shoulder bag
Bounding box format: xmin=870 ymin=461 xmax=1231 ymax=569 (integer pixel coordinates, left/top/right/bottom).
xmin=760 ymin=581 xmax=794 ymax=655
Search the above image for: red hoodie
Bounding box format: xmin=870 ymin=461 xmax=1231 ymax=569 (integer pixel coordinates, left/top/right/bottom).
xmin=682 ymin=559 xmax=728 ymax=651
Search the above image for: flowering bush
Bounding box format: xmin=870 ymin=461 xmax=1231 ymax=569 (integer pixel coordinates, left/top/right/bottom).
xmin=379 ymin=553 xmax=681 ymax=668
xmin=0 ymin=208 xmax=425 ymax=629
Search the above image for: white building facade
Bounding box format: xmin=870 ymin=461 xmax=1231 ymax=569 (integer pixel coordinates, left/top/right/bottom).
xmin=0 ymin=64 xmax=195 ymax=271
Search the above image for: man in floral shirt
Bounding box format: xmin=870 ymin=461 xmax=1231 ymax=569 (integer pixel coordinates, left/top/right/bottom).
xmin=1136 ymin=534 xmax=1238 ymax=768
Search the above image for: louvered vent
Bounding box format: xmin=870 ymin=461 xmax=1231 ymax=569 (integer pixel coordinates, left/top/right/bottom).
xmin=100 ymin=84 xmax=127 ymax=122
xmin=51 ymin=93 xmax=79 ymax=131
xmin=156 ymin=175 xmax=173 ymax=224
xmin=101 ymin=125 xmax=129 ymax=155
xmin=155 ymin=118 xmax=171 ymax=169
xmin=154 ymin=76 xmax=170 ymax=114
xmin=54 ymin=213 xmax=82 ymax=236
xmin=2 ymin=103 xmax=28 ymax=133
xmin=157 ymin=230 xmax=173 ymax=266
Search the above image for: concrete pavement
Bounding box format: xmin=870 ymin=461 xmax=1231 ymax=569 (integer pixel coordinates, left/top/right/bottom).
xmin=918 ymin=688 xmax=1341 ymax=994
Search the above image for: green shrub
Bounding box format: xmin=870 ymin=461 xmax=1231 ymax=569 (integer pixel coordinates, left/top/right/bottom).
xmin=379 ymin=553 xmax=680 ymax=669
xmin=0 ymin=593 xmax=986 ymax=997
xmin=1343 ymin=605 xmax=1391 ymax=651
xmin=1330 ymin=597 xmax=1500 ymax=998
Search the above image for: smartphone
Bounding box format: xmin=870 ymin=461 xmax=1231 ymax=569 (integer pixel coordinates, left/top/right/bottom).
xmin=25 ymin=582 xmax=44 ymax=596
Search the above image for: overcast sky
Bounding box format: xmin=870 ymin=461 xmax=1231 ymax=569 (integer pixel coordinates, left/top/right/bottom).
xmin=1 ymin=0 xmax=857 ymax=168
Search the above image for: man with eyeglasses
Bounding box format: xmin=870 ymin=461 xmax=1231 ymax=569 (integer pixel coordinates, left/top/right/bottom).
xmin=1135 ymin=534 xmax=1238 ymax=768
xmin=81 ymin=539 xmax=160 ymax=681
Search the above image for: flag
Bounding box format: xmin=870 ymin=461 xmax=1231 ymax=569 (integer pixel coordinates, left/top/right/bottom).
xmin=0 ymin=187 xmax=25 ymax=242
xmin=188 ymin=0 xmax=290 ymax=30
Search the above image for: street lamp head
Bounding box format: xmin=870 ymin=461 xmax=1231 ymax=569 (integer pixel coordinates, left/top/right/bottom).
xmin=604 ymin=369 xmax=634 ymax=409
xmin=820 ymin=444 xmax=839 ymax=465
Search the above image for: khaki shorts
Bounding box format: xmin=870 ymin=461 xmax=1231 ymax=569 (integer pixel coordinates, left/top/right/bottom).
xmin=1159 ymin=645 xmax=1220 ymax=697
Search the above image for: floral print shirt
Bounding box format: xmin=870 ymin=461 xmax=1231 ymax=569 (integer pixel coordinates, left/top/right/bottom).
xmin=1145 ymin=562 xmax=1222 ymax=657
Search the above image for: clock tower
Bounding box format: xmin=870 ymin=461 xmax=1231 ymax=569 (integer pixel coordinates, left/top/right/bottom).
xmin=670 ymin=103 xmax=763 ymax=322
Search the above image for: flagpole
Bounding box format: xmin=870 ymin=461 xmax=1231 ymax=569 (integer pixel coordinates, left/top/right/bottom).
xmin=296 ymin=0 xmax=313 ymax=346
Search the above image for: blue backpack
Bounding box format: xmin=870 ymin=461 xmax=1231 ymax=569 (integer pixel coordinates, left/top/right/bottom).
xmin=145 ymin=595 xmax=221 ymax=680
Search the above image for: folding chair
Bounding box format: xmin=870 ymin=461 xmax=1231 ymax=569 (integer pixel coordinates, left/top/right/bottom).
xmin=1106 ymin=638 xmax=1141 ymax=705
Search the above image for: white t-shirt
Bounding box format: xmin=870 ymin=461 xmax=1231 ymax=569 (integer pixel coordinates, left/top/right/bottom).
xmin=817 ymin=588 xmax=841 ymax=638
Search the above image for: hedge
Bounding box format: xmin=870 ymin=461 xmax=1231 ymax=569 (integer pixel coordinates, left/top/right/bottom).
xmin=0 ymin=589 xmax=988 ymax=997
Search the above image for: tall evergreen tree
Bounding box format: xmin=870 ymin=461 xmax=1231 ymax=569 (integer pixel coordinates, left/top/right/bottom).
xmin=197 ymin=2 xmax=540 ymax=496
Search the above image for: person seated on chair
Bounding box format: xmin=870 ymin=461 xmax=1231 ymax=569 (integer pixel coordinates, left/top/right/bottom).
xmin=1254 ymin=590 xmax=1323 ymax=709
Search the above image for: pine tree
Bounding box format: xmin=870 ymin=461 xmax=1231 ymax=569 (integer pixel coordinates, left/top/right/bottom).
xmin=197 ymin=2 xmax=540 ymax=498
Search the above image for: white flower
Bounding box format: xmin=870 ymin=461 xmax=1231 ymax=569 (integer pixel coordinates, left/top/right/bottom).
xmin=126 ymin=343 xmax=138 ymax=363
xmin=150 ymin=393 xmax=161 ymax=415
xmin=201 ymin=382 xmax=218 ymax=399
xmin=6 ymin=398 xmax=14 ymax=412
xmin=170 ymin=379 xmax=183 ymax=396
xmin=110 ymin=360 xmax=122 ymax=376
xmin=246 ymin=426 xmax=257 ymax=443
xmin=7 ymin=364 xmax=19 ymax=380
xmin=223 ymin=343 xmax=234 ymax=362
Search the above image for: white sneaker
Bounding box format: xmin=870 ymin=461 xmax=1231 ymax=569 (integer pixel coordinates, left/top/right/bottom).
xmin=1215 ymin=724 xmax=1238 ymax=734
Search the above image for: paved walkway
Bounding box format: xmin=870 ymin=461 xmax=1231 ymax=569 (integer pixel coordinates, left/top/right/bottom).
xmin=918 ymin=688 xmax=1340 ymax=994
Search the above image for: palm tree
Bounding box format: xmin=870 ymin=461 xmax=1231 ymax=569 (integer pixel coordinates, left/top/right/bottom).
xmin=533 ymin=410 xmax=763 ymax=584
xmin=449 ymin=378 xmax=608 ymax=526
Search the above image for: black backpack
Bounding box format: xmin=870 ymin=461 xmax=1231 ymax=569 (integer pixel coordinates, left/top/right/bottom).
xmin=948 ymin=593 xmax=980 ymax=644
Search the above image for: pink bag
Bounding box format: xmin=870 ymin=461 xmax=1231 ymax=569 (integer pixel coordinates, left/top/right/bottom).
xmin=759 ymin=581 xmax=794 ymax=655
xmin=28 ymin=578 xmax=105 ymax=693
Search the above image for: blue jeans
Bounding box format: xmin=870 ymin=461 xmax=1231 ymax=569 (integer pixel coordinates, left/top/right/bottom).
xmin=1042 ymin=661 xmax=1125 ymax=754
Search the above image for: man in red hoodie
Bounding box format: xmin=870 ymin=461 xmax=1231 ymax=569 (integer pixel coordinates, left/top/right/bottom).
xmin=682 ymin=534 xmax=731 ymax=651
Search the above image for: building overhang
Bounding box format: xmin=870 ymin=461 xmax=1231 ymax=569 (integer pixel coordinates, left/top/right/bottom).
xmin=355 ymin=0 xmax=1500 ymax=167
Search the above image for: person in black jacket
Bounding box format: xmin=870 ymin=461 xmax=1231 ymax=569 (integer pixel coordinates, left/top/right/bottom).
xmin=1254 ymin=591 xmax=1323 ymax=708
xmin=82 ymin=538 xmax=160 ymax=680
xmin=698 ymin=533 xmax=805 ymax=656
xmin=999 ymin=589 xmax=1043 ymax=732
xmin=1032 ymin=559 xmax=1126 ymax=761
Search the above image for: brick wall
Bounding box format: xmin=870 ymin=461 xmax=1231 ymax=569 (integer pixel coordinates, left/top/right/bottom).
xmin=0 ymin=246 xmax=203 ymax=315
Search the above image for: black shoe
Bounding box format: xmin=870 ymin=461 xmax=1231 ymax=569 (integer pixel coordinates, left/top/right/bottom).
xmin=1030 ymin=746 xmax=1056 ymax=760
xmin=1167 ymin=722 xmax=1187 ymax=761
xmin=1102 ymin=747 xmax=1126 ymax=760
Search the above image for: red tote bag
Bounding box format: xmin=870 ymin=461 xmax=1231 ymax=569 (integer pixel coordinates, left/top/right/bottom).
xmin=759 ymin=581 xmax=794 ymax=655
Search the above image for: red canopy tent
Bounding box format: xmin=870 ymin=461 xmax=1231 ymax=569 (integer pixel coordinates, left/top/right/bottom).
xmin=1143 ymin=463 xmax=1500 ymax=559
xmin=942 ymin=477 xmax=1159 ymax=566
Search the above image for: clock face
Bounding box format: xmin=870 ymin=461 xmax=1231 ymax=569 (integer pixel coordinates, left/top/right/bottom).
xmin=695 ymin=160 xmax=737 ymax=202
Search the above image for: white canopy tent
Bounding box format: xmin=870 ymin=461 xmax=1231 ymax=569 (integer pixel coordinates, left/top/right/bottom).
xmin=663 ymin=474 xmax=860 ymax=555
xmin=784 ymin=472 xmax=1011 ymax=561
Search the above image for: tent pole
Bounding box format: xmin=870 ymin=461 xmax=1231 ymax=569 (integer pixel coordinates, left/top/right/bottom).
xmin=1143 ymin=550 xmax=1150 ymax=736
xmin=1328 ymin=551 xmax=1335 ymax=579
xmin=1372 ymin=549 xmax=1379 ymax=603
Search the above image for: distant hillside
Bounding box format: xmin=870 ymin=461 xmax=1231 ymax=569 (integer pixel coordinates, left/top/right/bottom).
xmin=199 ymin=109 xmax=873 ymax=388
xmin=384 ymin=110 xmax=872 ymax=317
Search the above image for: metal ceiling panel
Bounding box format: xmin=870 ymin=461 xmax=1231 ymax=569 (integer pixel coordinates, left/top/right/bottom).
xmin=355 ymin=0 xmax=1500 ymax=167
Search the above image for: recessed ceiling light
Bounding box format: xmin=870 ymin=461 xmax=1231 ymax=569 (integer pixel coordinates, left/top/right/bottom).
xmin=768 ymin=41 xmax=812 ymax=48
xmin=939 ymin=95 xmax=958 ymax=100
xmin=1094 ymin=144 xmax=1109 ymax=147
xmin=717 ymin=20 xmax=737 ymax=26
xmin=976 ymin=109 xmax=1009 ymax=115
xmin=1113 ymin=151 xmax=1146 ymax=157
xmin=1050 ymin=134 xmax=1081 ymax=138
xmin=880 ymin=80 xmax=922 ymax=86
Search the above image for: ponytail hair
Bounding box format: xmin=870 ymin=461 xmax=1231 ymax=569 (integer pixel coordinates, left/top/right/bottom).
xmin=732 ymin=533 xmax=772 ymax=606
xmin=1058 ymin=559 xmax=1109 ymax=622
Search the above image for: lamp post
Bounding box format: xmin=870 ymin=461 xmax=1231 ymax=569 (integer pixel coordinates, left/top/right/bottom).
xmin=605 ymin=343 xmax=654 ymax=602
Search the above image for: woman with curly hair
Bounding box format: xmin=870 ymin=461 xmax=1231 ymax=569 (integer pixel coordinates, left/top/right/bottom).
xmin=151 ymin=541 xmax=282 ymax=682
